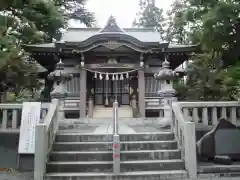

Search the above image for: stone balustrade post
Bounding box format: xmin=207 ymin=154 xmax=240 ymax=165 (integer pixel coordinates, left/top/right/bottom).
xmin=88 ymin=96 xmax=93 ymax=118
xmin=34 ymin=124 xmax=47 ymax=180
xmin=131 ymin=95 xmax=137 ymax=117
xmin=184 ymin=121 xmax=197 ymax=178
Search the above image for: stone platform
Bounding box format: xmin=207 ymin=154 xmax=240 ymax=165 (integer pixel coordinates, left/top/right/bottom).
xmin=58 ymin=118 xmax=171 ymax=134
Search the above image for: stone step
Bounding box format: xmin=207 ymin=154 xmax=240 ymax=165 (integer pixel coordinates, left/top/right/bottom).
xmin=121 ymin=149 xmax=181 ymax=161
xmin=49 ymin=149 xmax=181 ymax=162
xmin=120 ymin=141 xmax=178 ymax=151
xmin=53 ymin=142 xmax=112 ymax=151
xmin=49 ymin=151 xmax=112 ymax=162
xmin=46 ymin=161 xmax=113 ymax=173
xmin=120 ymin=133 xmax=174 ymax=141
xmin=94 ymin=106 xmax=131 ymax=110
xmin=55 ymin=132 xmax=174 ymax=142
xmin=198 ymin=164 xmax=240 ymax=174
xmin=44 ymin=170 xmax=188 ymax=180
xmin=94 ymin=109 xmax=132 ymax=112
xmin=93 ymin=113 xmax=132 ymax=118
xmin=46 ymin=160 xmax=184 ymax=173
xmin=52 ymin=141 xmax=178 ymax=151
xmin=120 ymin=159 xmax=185 ymax=172
xmin=93 ymin=108 xmax=133 ymax=118
xmin=55 ymin=133 xmax=112 ymax=142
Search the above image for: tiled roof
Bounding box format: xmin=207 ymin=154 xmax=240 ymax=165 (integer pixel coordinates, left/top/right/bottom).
xmin=61 ymin=28 xmax=162 ymax=43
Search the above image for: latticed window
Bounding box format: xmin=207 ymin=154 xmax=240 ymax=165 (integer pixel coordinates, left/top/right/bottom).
xmin=145 ymin=76 xmax=161 ymax=97
xmin=65 ymin=75 xmax=80 ymax=93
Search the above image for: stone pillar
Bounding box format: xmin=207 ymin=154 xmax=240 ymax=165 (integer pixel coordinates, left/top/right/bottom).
xmin=88 ymin=96 xmax=93 ymax=118
xmin=80 ymin=69 xmax=87 ymax=119
xmin=159 ymin=81 xmax=176 ymax=122
xmin=138 ymin=69 xmax=145 ymax=117
xmin=154 ymin=59 xmax=178 ymax=127
xmin=131 ymin=95 xmax=137 ymax=117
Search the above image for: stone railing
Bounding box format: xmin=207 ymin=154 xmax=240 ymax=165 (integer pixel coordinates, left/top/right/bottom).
xmin=0 ymin=103 xmax=49 ymax=133
xmin=178 ymin=101 xmax=240 ymax=129
xmin=172 ymin=102 xmax=197 ymax=178
xmin=34 ymin=99 xmax=59 ymax=180
xmin=145 ymin=97 xmax=163 ymax=109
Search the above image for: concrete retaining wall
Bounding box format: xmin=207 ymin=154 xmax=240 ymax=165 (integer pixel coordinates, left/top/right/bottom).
xmin=0 ymin=134 xmax=34 ymax=172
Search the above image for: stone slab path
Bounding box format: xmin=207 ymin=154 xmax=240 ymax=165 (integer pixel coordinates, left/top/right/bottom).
xmin=93 ymin=123 xmax=135 ymax=134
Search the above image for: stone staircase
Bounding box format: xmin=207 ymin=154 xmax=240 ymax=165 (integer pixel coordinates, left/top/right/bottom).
xmin=44 ymin=132 xmax=188 ymax=180
xmin=93 ymin=106 xmax=133 ymax=118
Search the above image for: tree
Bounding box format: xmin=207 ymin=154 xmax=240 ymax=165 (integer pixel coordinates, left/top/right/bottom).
xmin=167 ymin=0 xmax=240 ymax=101
xmin=0 ymin=0 xmax=95 ymax=102
xmin=184 ymin=0 xmax=240 ymax=66
xmin=165 ymin=0 xmax=189 ymax=43
xmin=175 ymin=53 xmax=238 ymax=101
xmin=56 ymin=0 xmax=96 ymax=28
xmin=133 ymin=0 xmax=165 ymax=39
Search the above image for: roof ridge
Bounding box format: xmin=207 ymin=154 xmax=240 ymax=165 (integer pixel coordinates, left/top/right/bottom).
xmin=67 ymin=27 xmax=157 ymax=31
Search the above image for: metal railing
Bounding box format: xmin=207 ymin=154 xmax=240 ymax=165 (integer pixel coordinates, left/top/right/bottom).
xmin=113 ymin=100 xmax=119 ymax=134
xmin=112 ymin=100 xmax=120 ymax=175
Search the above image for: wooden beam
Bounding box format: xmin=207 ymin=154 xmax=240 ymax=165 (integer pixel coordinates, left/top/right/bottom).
xmin=85 ymin=63 xmax=141 ymax=69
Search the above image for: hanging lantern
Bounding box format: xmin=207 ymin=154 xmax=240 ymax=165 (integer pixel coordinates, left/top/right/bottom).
xmin=99 ymin=73 xmax=103 ymax=80
xmin=112 ymin=74 xmax=115 ymax=81
xmin=106 ymin=73 xmax=109 ymax=80
xmin=116 ymin=74 xmax=118 ymax=80
xmin=126 ymin=72 xmax=129 ymax=79
xmin=120 ymin=74 xmax=124 ymax=80
xmin=94 ymin=72 xmax=97 ymax=79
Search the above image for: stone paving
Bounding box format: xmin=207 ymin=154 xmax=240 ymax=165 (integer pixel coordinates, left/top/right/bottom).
xmin=2 ymin=172 xmax=240 ymax=180
xmin=58 ymin=118 xmax=170 ymax=134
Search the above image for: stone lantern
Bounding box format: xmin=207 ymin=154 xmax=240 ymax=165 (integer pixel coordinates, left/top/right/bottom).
xmin=154 ymin=59 xmax=178 ymax=127
xmin=48 ymin=60 xmax=72 ymax=120
xmin=48 ymin=60 xmax=72 ymax=98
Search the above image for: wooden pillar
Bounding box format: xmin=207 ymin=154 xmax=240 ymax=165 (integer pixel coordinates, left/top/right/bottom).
xmin=80 ymin=69 xmax=86 ymax=119
xmin=138 ymin=69 xmax=145 ymax=117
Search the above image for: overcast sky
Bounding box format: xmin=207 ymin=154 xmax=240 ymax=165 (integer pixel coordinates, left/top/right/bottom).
xmin=69 ymin=0 xmax=174 ymax=28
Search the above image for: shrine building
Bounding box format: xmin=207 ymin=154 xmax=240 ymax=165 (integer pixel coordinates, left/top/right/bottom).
xmin=24 ymin=16 xmax=198 ymax=119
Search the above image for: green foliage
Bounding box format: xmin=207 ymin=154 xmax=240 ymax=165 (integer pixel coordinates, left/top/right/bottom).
xmin=6 ymin=89 xmax=43 ymax=103
xmin=175 ymin=53 xmax=239 ymax=101
xmin=184 ymin=0 xmax=240 ymax=66
xmin=0 ymin=0 xmax=95 ymax=102
xmin=134 ymin=0 xmax=240 ymax=101
xmin=133 ymin=0 xmax=165 ymax=39
xmin=55 ymin=0 xmax=96 ymax=28
xmin=165 ymin=0 xmax=190 ymax=43
xmin=178 ymin=0 xmax=240 ymax=100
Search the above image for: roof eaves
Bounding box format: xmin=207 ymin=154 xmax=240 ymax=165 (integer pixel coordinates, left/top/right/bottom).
xmin=23 ymin=43 xmax=57 ymax=52
xmin=167 ymin=44 xmax=199 ymax=52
